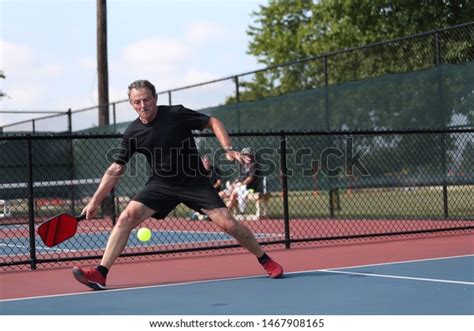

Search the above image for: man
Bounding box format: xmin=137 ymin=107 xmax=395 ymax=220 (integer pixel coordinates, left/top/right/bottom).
xmin=72 ymin=80 xmax=283 ymax=290
xmin=221 ymin=147 xmax=257 ymax=213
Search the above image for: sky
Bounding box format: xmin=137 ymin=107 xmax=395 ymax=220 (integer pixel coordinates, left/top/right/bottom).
xmin=0 ymin=0 xmax=267 ymax=130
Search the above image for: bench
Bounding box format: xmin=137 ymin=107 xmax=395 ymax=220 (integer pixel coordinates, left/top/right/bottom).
xmin=234 ymin=192 xmax=271 ymax=221
xmin=0 ymin=199 xmax=12 ymax=218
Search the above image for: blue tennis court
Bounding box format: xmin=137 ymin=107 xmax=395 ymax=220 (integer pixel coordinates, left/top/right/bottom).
xmin=1 ymin=254 xmax=472 ymax=315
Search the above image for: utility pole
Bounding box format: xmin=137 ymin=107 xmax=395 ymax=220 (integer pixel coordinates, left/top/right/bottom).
xmin=97 ymin=0 xmax=109 ymax=126
xmin=0 ymin=70 xmax=6 ymax=134
xmin=0 ymin=70 xmax=6 ymax=99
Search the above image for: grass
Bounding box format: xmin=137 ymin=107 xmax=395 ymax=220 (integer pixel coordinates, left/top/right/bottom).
xmin=1 ymin=185 xmax=473 ymax=222
xmin=279 ymin=186 xmax=474 ymax=219
xmin=172 ymin=185 xmax=473 ymax=220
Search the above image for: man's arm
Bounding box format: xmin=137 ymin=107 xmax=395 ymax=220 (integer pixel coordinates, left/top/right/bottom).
xmin=213 ymin=178 xmax=222 ymax=190
xmin=205 ymin=117 xmax=249 ymax=164
xmin=242 ymin=174 xmax=255 ymax=186
xmin=83 ymin=162 xmax=125 ymax=218
xmin=205 ymin=117 xmax=232 ymax=149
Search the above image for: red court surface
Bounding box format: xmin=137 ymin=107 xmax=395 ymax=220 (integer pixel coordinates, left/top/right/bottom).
xmin=1 ymin=231 xmax=472 ymax=300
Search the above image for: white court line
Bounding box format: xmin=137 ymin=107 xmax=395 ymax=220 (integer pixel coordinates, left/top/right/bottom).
xmin=1 ymin=253 xmax=472 ymax=303
xmin=315 ymin=253 xmax=474 ymax=286
xmin=0 ymin=231 xmax=281 ymax=256
xmin=318 ymin=269 xmax=474 ymax=286
xmin=0 ymin=243 xmax=29 ymax=248
xmin=0 ymin=178 xmax=101 ymax=189
xmin=0 ymin=229 xmax=282 ymax=252
xmin=132 ymin=228 xmax=284 ymax=238
xmin=0 ymin=243 xmax=78 ymax=253
xmin=0 ymin=274 xmax=267 ymax=302
xmin=126 ymin=232 xmax=281 ymax=249
xmin=324 ymin=253 xmax=474 ymax=271
xmin=126 ymin=229 xmax=283 ymax=249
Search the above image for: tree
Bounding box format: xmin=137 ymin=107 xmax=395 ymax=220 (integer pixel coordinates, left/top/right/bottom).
xmin=217 ymin=0 xmax=473 ymax=182
xmin=243 ymin=0 xmax=474 ymax=98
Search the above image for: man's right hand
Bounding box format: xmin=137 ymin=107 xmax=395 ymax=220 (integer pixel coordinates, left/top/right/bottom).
xmin=81 ymin=162 xmax=124 ymax=219
xmin=82 ymin=202 xmax=100 ymax=219
xmin=225 ymin=150 xmax=251 ymax=164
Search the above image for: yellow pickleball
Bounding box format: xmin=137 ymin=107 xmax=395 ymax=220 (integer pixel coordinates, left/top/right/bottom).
xmin=137 ymin=227 xmax=152 ymax=242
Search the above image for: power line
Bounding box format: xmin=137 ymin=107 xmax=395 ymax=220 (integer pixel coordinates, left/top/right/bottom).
xmin=0 ymin=110 xmax=66 ymax=114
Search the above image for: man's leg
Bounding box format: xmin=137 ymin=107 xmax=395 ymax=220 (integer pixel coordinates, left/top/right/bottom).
xmin=73 ymin=201 xmax=156 ymax=290
xmin=203 ymin=207 xmax=283 ymax=278
xmin=100 ymin=201 xmax=157 ymax=268
xmin=204 ymin=207 xmax=263 ymax=256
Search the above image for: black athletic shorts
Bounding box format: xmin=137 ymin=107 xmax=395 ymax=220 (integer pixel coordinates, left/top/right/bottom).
xmin=132 ymin=180 xmax=226 ymax=219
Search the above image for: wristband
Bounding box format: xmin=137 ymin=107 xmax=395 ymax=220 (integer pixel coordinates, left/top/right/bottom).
xmin=223 ymin=147 xmax=234 ymax=152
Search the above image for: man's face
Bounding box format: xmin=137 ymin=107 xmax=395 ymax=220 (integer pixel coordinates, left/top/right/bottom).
xmin=129 ymin=87 xmax=158 ymax=123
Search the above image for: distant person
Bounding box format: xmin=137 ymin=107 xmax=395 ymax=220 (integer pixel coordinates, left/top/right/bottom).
xmin=72 ymin=80 xmax=283 ymax=290
xmin=221 ymin=147 xmax=258 ymax=213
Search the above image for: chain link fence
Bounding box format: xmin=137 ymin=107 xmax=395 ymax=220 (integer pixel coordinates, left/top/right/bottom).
xmin=1 ymin=22 xmax=473 ymax=134
xmin=1 ymin=129 xmax=473 ymax=270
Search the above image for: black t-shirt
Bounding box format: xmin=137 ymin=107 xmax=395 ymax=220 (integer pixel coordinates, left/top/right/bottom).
xmin=114 ymin=105 xmax=210 ymax=184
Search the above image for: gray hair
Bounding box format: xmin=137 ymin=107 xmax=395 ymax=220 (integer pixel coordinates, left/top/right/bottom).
xmin=127 ymin=80 xmax=157 ymax=98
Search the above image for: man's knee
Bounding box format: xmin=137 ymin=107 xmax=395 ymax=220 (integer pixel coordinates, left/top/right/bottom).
xmin=220 ymin=218 xmax=239 ymax=235
xmin=207 ymin=209 xmax=238 ymax=233
xmin=116 ymin=209 xmax=141 ymax=230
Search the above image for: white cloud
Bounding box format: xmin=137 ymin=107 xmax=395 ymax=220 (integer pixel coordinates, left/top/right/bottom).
xmin=0 ymin=81 xmax=49 ymax=127
xmin=0 ymin=39 xmax=62 ymax=77
xmin=183 ymin=68 xmax=218 ymax=86
xmin=107 ymin=20 xmax=236 ymax=111
xmin=77 ymin=57 xmax=96 ymax=71
xmin=121 ymin=38 xmax=189 ymax=74
xmin=0 ymin=39 xmax=36 ymax=70
xmin=0 ymin=39 xmax=65 ymax=112
xmin=109 ymin=38 xmax=192 ymax=97
xmin=184 ymin=21 xmax=227 ymax=44
xmin=6 ymin=82 xmax=47 ymax=105
xmin=108 ymin=86 xmax=127 ymax=103
xmin=37 ymin=63 xmax=64 ymax=77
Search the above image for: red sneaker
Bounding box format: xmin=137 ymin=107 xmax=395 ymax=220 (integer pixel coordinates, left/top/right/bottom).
xmin=72 ymin=266 xmax=107 ymax=290
xmin=262 ymin=258 xmax=284 ymax=278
